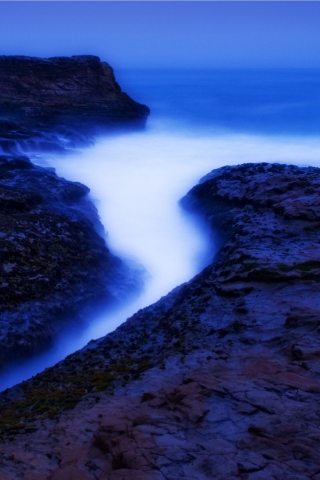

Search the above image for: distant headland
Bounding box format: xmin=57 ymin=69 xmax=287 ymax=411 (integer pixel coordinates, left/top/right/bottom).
xmin=0 ymin=55 xmax=150 ymax=155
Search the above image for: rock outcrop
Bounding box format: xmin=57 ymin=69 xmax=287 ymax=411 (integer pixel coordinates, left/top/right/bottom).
xmin=0 ymin=55 xmax=150 ymax=155
xmin=0 ymin=154 xmax=138 ymax=368
xmin=1 ymin=162 xmax=320 ymax=479
xmin=0 ymin=55 xmax=148 ymax=367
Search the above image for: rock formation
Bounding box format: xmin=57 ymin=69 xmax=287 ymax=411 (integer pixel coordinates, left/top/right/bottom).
xmin=1 ymin=162 xmax=319 ymax=479
xmin=0 ymin=55 xmax=150 ymax=155
xmin=0 ymin=55 xmax=149 ymax=368
xmin=0 ymin=154 xmax=138 ymax=368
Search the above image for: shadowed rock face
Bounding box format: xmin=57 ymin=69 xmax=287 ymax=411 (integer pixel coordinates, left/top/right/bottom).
xmin=0 ymin=155 xmax=139 ymax=368
xmin=0 ymin=54 xmax=149 ymax=124
xmin=1 ymin=162 xmax=320 ymax=479
xmin=0 ymin=55 xmax=150 ymax=154
xmin=0 ymin=55 xmax=148 ymax=367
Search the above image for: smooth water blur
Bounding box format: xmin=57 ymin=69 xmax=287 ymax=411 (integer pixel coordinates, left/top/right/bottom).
xmin=116 ymin=68 xmax=320 ymax=136
xmin=32 ymin=124 xmax=320 ymax=348
xmin=1 ymin=69 xmax=320 ymax=391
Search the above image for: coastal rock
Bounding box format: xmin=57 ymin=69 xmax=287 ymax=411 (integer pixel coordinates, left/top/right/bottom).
xmin=0 ymin=154 xmax=138 ymax=368
xmin=1 ymin=162 xmax=320 ymax=479
xmin=0 ymin=55 xmax=150 ymax=154
xmin=0 ymin=55 xmax=148 ymax=367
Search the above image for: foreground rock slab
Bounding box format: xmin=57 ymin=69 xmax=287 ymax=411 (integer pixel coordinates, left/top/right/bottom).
xmin=1 ymin=162 xmax=320 ymax=479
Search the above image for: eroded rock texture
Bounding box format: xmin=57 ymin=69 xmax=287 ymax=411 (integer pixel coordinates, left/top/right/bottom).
xmin=1 ymin=162 xmax=320 ymax=479
xmin=0 ymin=155 xmax=136 ymax=367
xmin=0 ymin=55 xmax=148 ymax=367
xmin=0 ymin=55 xmax=149 ymax=154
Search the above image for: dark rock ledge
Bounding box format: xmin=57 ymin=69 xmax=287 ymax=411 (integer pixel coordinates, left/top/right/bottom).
xmin=1 ymin=162 xmax=320 ymax=480
xmin=0 ymin=155 xmax=138 ymax=368
xmin=0 ymin=55 xmax=150 ymax=155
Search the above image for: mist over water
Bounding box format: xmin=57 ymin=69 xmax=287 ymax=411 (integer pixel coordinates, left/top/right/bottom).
xmin=1 ymin=69 xmax=320 ymax=391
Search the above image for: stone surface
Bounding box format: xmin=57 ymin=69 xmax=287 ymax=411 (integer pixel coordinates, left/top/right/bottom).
xmin=0 ymin=154 xmax=139 ymax=368
xmin=0 ymin=55 xmax=148 ymax=367
xmin=0 ymin=55 xmax=150 ymax=155
xmin=1 ymin=162 xmax=320 ymax=479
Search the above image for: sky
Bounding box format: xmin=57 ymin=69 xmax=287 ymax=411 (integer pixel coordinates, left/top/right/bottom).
xmin=0 ymin=2 xmax=319 ymax=69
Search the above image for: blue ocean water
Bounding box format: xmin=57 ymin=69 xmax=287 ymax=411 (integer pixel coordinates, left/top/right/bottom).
xmin=116 ymin=68 xmax=320 ymax=136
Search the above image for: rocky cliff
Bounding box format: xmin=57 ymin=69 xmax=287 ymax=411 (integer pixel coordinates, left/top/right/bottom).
xmin=0 ymin=55 xmax=150 ymax=154
xmin=1 ymin=162 xmax=319 ymax=480
xmin=0 ymin=55 xmax=149 ymax=368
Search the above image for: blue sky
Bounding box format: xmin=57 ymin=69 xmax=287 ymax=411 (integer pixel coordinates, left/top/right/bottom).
xmin=0 ymin=2 xmax=319 ymax=69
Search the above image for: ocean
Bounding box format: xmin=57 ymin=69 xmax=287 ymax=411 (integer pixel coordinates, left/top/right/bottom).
xmin=1 ymin=68 xmax=320 ymax=390
xmin=116 ymin=68 xmax=320 ymax=136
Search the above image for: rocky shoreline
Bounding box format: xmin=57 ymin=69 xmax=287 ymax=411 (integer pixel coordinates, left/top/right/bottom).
xmin=1 ymin=162 xmax=319 ymax=479
xmin=0 ymin=154 xmax=141 ymax=368
xmin=0 ymin=55 xmax=149 ymax=155
xmin=0 ymin=55 xmax=149 ymax=369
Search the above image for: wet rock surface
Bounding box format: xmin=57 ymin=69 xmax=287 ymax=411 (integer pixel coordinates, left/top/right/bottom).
xmin=0 ymin=155 xmax=136 ymax=367
xmin=1 ymin=162 xmax=320 ymax=479
xmin=0 ymin=54 xmax=149 ymax=367
xmin=0 ymin=55 xmax=150 ymax=155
